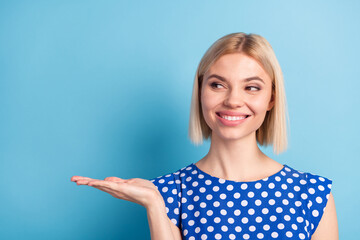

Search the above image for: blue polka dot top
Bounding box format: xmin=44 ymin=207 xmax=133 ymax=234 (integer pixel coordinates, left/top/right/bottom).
xmin=149 ymin=163 xmax=333 ymax=240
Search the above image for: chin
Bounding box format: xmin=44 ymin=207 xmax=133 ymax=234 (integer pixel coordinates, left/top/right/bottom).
xmin=215 ymin=130 xmax=253 ymax=141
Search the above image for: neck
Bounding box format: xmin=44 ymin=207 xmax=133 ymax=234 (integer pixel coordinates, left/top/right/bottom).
xmin=199 ymin=131 xmax=275 ymax=181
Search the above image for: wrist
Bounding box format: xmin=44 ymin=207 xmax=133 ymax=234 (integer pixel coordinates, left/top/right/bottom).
xmin=145 ymin=191 xmax=165 ymax=211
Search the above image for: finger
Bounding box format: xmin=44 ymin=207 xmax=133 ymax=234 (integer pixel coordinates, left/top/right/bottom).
xmin=71 ymin=176 xmax=95 ymax=182
xmin=88 ymin=180 xmax=119 ymax=188
xmin=75 ymin=179 xmax=94 ymax=185
xmin=104 ymin=177 xmax=126 ymax=182
xmin=89 ymin=184 xmax=115 ymax=193
xmin=92 ymin=185 xmax=120 ymax=195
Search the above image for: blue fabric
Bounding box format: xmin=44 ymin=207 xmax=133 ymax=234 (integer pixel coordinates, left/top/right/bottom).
xmin=149 ymin=163 xmax=332 ymax=240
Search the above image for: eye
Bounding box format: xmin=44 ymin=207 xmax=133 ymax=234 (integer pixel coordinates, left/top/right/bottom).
xmin=246 ymin=86 xmax=261 ymax=91
xmin=210 ymin=82 xmax=224 ymax=89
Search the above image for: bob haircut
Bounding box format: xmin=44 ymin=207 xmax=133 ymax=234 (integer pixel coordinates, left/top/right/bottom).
xmin=188 ymin=32 xmax=289 ymax=155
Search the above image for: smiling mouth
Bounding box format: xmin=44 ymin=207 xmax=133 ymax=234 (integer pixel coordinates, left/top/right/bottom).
xmin=216 ymin=113 xmax=250 ymax=120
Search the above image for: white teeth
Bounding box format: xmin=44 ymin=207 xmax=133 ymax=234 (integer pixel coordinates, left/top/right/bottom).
xmin=221 ymin=115 xmax=247 ymax=121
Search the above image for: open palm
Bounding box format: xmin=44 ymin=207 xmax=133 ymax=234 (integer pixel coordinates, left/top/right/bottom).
xmin=71 ymin=176 xmax=159 ymax=208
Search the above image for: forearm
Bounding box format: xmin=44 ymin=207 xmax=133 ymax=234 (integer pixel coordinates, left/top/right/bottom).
xmin=146 ymin=193 xmax=175 ymax=240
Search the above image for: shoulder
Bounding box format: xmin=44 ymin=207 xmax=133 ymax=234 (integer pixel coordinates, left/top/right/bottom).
xmin=148 ymin=163 xmax=195 ymax=205
xmin=284 ymin=164 xmax=333 ymax=191
xmin=149 ymin=163 xmax=194 ymax=187
xmin=285 ymin=164 xmax=333 ymax=205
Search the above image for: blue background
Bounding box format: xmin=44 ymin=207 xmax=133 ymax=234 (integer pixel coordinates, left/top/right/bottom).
xmin=0 ymin=0 xmax=358 ymax=239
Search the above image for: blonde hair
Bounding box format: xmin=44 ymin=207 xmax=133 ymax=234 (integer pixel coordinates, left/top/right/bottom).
xmin=188 ymin=32 xmax=289 ymax=154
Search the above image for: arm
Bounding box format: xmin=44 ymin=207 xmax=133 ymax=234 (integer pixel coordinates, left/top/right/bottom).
xmin=311 ymin=192 xmax=339 ymax=240
xmin=146 ymin=192 xmax=182 ymax=240
xmin=71 ymin=176 xmax=182 ymax=240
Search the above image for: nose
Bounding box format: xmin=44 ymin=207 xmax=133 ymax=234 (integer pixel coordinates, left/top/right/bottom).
xmin=224 ymin=89 xmax=245 ymax=108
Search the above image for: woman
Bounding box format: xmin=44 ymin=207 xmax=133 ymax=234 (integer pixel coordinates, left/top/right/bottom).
xmin=71 ymin=32 xmax=338 ymax=240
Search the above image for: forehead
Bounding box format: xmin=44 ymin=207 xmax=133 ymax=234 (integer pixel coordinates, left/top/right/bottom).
xmin=205 ymin=53 xmax=271 ymax=83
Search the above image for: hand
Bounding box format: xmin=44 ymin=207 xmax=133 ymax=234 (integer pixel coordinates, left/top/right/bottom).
xmin=71 ymin=175 xmax=160 ymax=208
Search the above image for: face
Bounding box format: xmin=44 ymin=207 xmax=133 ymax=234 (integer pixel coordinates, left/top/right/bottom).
xmin=200 ymin=53 xmax=275 ymax=141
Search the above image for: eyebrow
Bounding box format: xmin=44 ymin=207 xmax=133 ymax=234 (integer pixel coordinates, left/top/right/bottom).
xmin=206 ymin=74 xmax=265 ymax=84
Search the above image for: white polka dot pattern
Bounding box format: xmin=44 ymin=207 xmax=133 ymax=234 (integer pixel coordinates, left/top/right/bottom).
xmin=150 ymin=163 xmax=332 ymax=240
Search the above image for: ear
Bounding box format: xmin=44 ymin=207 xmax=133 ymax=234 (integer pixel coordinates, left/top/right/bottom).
xmin=267 ymin=91 xmax=275 ymax=111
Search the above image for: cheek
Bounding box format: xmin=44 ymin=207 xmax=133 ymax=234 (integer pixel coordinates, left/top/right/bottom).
xmin=250 ymin=95 xmax=272 ymax=112
xmin=201 ymin=91 xmax=219 ymax=111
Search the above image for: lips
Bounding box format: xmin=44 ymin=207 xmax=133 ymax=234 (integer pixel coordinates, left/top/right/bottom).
xmin=215 ymin=111 xmax=250 ymax=126
xmin=216 ymin=113 xmax=250 ymax=118
xmin=216 ymin=110 xmax=251 ymax=118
